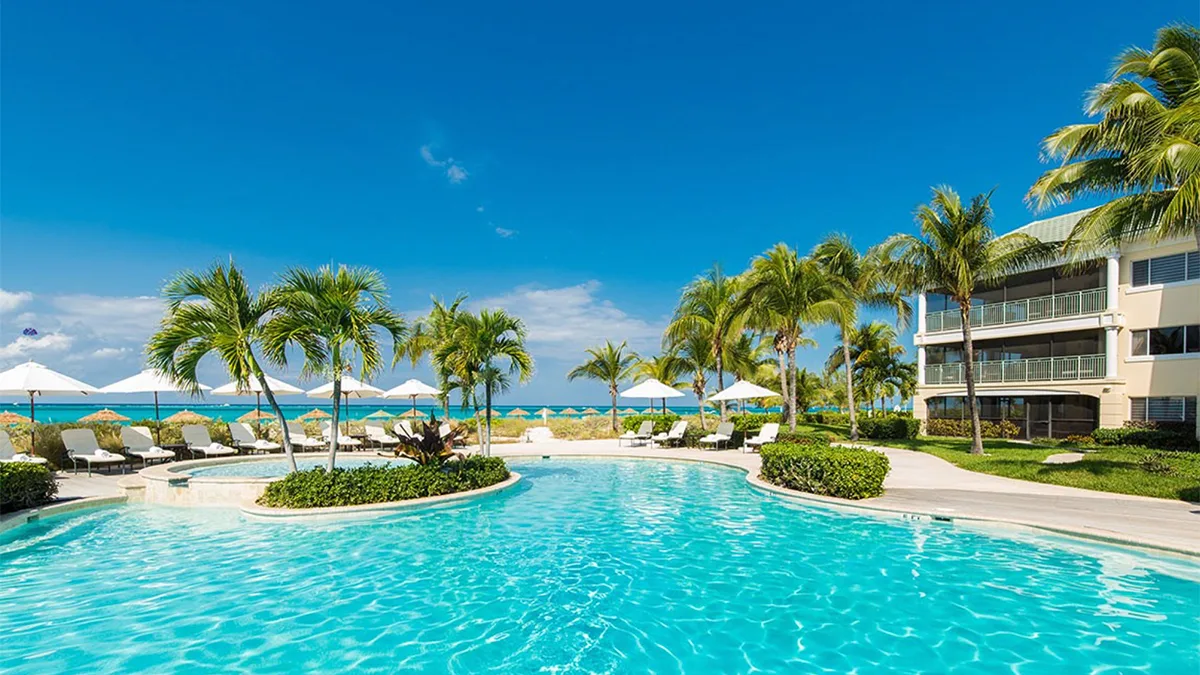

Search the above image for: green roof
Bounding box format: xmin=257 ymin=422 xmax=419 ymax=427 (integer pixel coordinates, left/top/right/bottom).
xmin=1007 ymin=208 xmax=1095 ymax=243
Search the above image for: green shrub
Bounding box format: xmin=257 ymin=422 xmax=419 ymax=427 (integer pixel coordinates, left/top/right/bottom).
xmin=803 ymin=411 xmax=851 ymax=426
xmin=759 ymin=442 xmax=889 ymax=500
xmin=6 ymin=420 xmax=236 ymax=466
xmin=856 ymin=416 xmax=919 ymax=440
xmin=1093 ymin=426 xmax=1198 ymax=452
xmin=925 ymin=418 xmax=1021 ymax=439
xmin=0 ymin=463 xmax=58 ymax=514
xmin=621 ymin=414 xmax=680 ymax=434
xmin=774 ymin=431 xmax=833 ymax=447
xmin=728 ymin=413 xmax=781 ymax=433
xmin=258 ymin=456 xmax=510 ymax=508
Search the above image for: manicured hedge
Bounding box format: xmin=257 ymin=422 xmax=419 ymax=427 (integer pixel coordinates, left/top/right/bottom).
xmin=621 ymin=414 xmax=680 ymax=434
xmin=759 ymin=442 xmax=889 ymax=500
xmin=257 ymin=456 xmax=511 ymax=509
xmin=926 ymin=418 xmax=1021 ymax=439
xmin=856 ymin=416 xmax=920 ymax=440
xmin=0 ymin=463 xmax=58 ymax=514
xmin=1093 ymin=426 xmax=1198 ymax=452
xmin=774 ymin=431 xmax=834 ymax=446
xmin=728 ymin=413 xmax=782 ymax=432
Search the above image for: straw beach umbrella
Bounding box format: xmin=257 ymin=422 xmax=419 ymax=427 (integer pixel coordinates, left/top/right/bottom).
xmin=0 ymin=411 xmax=31 ymax=424
xmin=297 ymin=408 xmax=331 ymax=421
xmin=620 ymin=408 xmax=638 ymax=415
xmin=400 ymin=409 xmax=425 ymax=419
xmin=0 ymin=361 xmax=100 ymax=445
xmin=559 ymin=407 xmax=580 ymax=417
xmin=101 ymin=369 xmax=211 ymax=443
xmin=79 ymin=408 xmax=131 ymax=423
xmin=534 ymin=407 xmax=554 ymax=425
xmin=162 ymin=409 xmax=211 ymax=424
xmin=364 ymin=409 xmax=393 ymax=420
xmin=581 ymin=407 xmax=600 ymax=415
xmin=238 ymin=409 xmax=275 ymax=423
xmin=507 ymin=408 xmax=530 ymax=417
xmin=642 ymin=408 xmax=655 ymax=414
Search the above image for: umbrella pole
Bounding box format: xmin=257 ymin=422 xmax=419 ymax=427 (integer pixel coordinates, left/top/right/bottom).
xmin=154 ymin=391 xmax=161 ymax=444
xmin=256 ymin=392 xmax=262 ymax=436
xmin=29 ymin=391 xmax=35 ymax=449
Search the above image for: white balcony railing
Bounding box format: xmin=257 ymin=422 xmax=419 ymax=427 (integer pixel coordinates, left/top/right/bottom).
xmin=925 ymin=287 xmax=1106 ymax=333
xmin=923 ymin=354 xmax=1106 ymax=385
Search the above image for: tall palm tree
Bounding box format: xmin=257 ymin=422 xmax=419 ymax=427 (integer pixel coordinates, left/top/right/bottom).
xmin=665 ymin=265 xmax=744 ymax=420
xmin=262 ymin=265 xmax=407 ymax=470
xmin=567 ymin=340 xmax=640 ymax=432
xmin=633 ymin=353 xmax=688 ymax=413
xmin=402 ymin=295 xmax=468 ymax=417
xmin=436 ymin=309 xmax=534 ymax=456
xmin=825 ymin=321 xmax=906 ymax=415
xmin=146 ymin=261 xmax=300 ymax=472
xmin=792 ymin=368 xmax=826 ymax=417
xmin=674 ymin=332 xmax=715 ymax=429
xmin=881 ymin=187 xmax=1056 ymax=454
xmin=812 ymin=235 xmax=910 ymax=440
xmin=1028 ymin=24 xmax=1200 ymax=250
xmin=739 ymin=245 xmax=840 ymax=429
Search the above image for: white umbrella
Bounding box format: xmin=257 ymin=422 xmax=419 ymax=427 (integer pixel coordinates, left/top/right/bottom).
xmin=0 ymin=361 xmax=99 ymax=445
xmin=382 ymin=378 xmax=440 ymax=416
xmin=620 ymin=378 xmax=684 ymax=414
xmin=307 ymin=376 xmax=385 ymax=433
xmin=101 ymin=369 xmax=212 ymax=443
xmin=708 ymin=379 xmax=780 ymax=414
xmin=211 ymin=375 xmax=303 ymax=430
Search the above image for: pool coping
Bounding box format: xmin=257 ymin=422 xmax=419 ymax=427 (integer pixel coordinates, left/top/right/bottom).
xmin=0 ymin=495 xmax=128 ymax=536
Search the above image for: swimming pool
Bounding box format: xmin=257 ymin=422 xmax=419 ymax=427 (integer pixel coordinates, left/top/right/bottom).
xmin=1 ymin=459 xmax=1196 ymax=673
xmin=184 ymin=455 xmax=410 ymax=478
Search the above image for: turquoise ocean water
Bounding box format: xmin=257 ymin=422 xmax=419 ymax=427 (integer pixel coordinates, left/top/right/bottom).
xmin=1 ymin=459 xmax=1196 ymax=673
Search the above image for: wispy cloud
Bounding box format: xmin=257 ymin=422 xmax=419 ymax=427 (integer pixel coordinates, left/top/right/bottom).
xmin=476 ymin=206 xmax=485 ymax=213
xmin=0 ymin=289 xmax=33 ymax=313
xmin=494 ymin=227 xmax=516 ymax=238
xmin=420 ymin=144 xmax=468 ymax=184
xmin=0 ymin=333 xmax=72 ymax=360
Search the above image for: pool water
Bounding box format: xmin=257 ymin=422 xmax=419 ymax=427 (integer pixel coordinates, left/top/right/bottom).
xmin=185 ymin=455 xmax=410 ymax=478
xmin=1 ymin=459 xmax=1196 ymax=674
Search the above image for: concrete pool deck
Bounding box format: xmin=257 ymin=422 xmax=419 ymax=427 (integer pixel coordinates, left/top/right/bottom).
xmin=8 ymin=439 xmax=1198 ymax=556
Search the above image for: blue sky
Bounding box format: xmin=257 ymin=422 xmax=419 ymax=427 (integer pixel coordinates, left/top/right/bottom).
xmin=0 ymin=1 xmax=1190 ymax=404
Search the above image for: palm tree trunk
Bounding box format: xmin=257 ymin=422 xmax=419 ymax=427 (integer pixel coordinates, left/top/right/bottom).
xmin=327 ymin=376 xmax=342 ymax=471
xmin=776 ymin=350 xmax=791 ymax=429
xmin=787 ymin=348 xmax=798 ymax=430
xmin=716 ymin=347 xmax=727 ymax=421
xmin=960 ymin=301 xmax=984 ymax=454
xmin=696 ymin=384 xmax=707 ymax=430
xmin=609 ymin=386 xmax=619 ymax=433
xmin=842 ymin=326 xmax=858 ymax=441
xmin=485 ymin=384 xmax=493 ymax=457
xmin=254 ymin=371 xmax=296 ymax=473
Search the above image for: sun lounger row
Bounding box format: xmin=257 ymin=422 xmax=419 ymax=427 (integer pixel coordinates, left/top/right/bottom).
xmin=617 ymin=421 xmax=779 ymax=452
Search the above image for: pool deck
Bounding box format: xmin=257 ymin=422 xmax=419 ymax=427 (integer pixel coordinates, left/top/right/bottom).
xmin=10 ymin=439 xmax=1199 ymax=556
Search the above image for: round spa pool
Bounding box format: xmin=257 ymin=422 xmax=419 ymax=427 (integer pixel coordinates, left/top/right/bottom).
xmin=183 ymin=455 xmax=410 ymax=478
xmin=1 ymin=459 xmax=1196 ymax=674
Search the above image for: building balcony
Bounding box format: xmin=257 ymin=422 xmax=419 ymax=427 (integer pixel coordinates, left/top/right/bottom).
xmin=924 ymin=288 xmax=1106 ymax=334
xmin=923 ymin=354 xmax=1107 ymax=385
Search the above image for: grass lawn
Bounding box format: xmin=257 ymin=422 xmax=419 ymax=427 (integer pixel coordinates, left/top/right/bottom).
xmin=871 ymin=436 xmax=1200 ymax=501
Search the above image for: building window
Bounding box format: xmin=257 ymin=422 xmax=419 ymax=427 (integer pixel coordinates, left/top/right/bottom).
xmin=1131 ymin=251 xmax=1200 ymax=287
xmin=1131 ymin=397 xmax=1198 ymax=422
xmin=1130 ymin=325 xmax=1200 ymax=356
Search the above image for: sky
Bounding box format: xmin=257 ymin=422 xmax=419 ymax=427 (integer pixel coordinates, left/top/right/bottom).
xmin=0 ymin=1 xmax=1192 ymax=404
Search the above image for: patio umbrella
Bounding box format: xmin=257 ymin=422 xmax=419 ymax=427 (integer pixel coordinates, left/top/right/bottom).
xmin=210 ymin=375 xmax=303 ymax=433
xmin=0 ymin=411 xmax=31 ymax=424
xmin=297 ymin=408 xmax=331 ymax=421
xmin=559 ymin=407 xmax=580 ymax=417
xmin=709 ymin=380 xmax=780 ymax=414
xmin=507 ymin=408 xmax=530 ymax=417
xmin=620 ymin=378 xmax=684 ymax=414
xmin=238 ymin=409 xmax=275 ymax=423
xmin=581 ymin=407 xmax=600 ymax=415
xmin=101 ymin=369 xmax=211 ymax=443
xmin=382 ymin=379 xmax=441 ymax=416
xmin=79 ymin=408 xmax=131 ymax=423
xmin=364 ymin=409 xmax=393 ymax=420
xmin=400 ymin=409 xmax=426 ymax=419
xmin=641 ymin=408 xmax=655 ymax=414
xmin=162 ymin=409 xmax=211 ymax=424
xmin=307 ymin=376 xmax=385 ymax=434
xmin=0 ymin=361 xmax=99 ymax=446
xmin=620 ymin=408 xmax=638 ymax=415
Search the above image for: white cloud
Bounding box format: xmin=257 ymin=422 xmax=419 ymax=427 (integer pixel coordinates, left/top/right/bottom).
xmin=90 ymin=347 xmax=131 ymax=359
xmin=0 ymin=289 xmax=32 ymax=313
xmin=420 ymin=144 xmax=445 ymax=167
xmin=495 ymin=227 xmax=516 ymax=238
xmin=50 ymin=295 xmax=164 ymax=341
xmin=476 ymin=206 xmax=485 ymax=213
xmin=446 ymin=164 xmax=468 ymax=183
xmin=0 ymin=333 xmax=72 ymax=360
xmin=420 ymin=144 xmax=468 ymax=184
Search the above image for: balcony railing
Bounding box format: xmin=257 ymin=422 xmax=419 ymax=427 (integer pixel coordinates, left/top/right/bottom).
xmin=925 ymin=287 xmax=1106 ymax=333
xmin=923 ymin=354 xmax=1106 ymax=385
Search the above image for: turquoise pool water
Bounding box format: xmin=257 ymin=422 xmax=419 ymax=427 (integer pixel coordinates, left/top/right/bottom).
xmin=1 ymin=459 xmax=1196 ymax=674
xmin=185 ymin=456 xmax=410 ymax=478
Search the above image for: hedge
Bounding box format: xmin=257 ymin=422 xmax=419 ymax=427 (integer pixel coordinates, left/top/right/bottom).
xmin=257 ymin=456 xmax=511 ymax=508
xmin=926 ymin=418 xmax=1021 ymax=439
xmin=774 ymin=431 xmax=834 ymax=447
xmin=759 ymin=442 xmax=889 ymax=500
xmin=728 ymin=413 xmax=782 ymax=433
xmin=0 ymin=463 xmax=58 ymax=514
xmin=856 ymin=416 xmax=920 ymax=440
xmin=1093 ymin=426 xmax=1198 ymax=452
xmin=621 ymin=414 xmax=680 ymax=435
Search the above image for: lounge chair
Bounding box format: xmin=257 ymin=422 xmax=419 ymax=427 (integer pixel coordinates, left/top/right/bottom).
xmin=61 ymin=429 xmax=126 ymax=475
xmin=744 ymin=422 xmax=780 ymax=453
xmin=618 ymin=421 xmax=654 ymax=447
xmin=0 ymin=429 xmax=48 ymax=465
xmin=320 ymin=421 xmax=362 ymax=448
xmin=393 ymin=421 xmax=417 ymax=441
xmin=228 ymin=422 xmax=281 ymax=454
xmin=364 ymin=423 xmax=399 ymax=449
xmin=699 ymin=422 xmax=735 ymax=450
xmin=285 ymin=422 xmax=327 ymax=450
xmin=120 ymin=426 xmax=175 ymax=466
xmin=651 ymin=421 xmax=688 ymax=448
xmin=181 ymin=425 xmax=239 ymax=458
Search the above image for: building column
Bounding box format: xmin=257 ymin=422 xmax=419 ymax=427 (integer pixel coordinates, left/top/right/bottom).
xmin=917 ymin=345 xmax=926 ymax=385
xmin=917 ymin=293 xmax=927 ymax=333
xmin=1105 ymin=326 xmax=1118 ymax=378
xmin=1106 ymin=255 xmax=1120 ymax=311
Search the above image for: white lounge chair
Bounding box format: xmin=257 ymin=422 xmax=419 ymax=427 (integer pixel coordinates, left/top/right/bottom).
xmin=618 ymin=421 xmax=654 ymax=447
xmin=181 ymin=425 xmax=238 ymax=458
xmin=228 ymin=422 xmax=281 ymax=454
xmin=364 ymin=423 xmax=399 ymax=449
xmin=393 ymin=421 xmax=417 ymax=440
xmin=320 ymin=421 xmax=362 ymax=448
xmin=699 ymin=422 xmax=735 ymax=450
xmin=0 ymin=429 xmax=48 ymax=465
xmin=62 ymin=429 xmax=126 ymax=475
xmin=651 ymin=421 xmax=688 ymax=448
xmin=285 ymin=422 xmax=327 ymax=450
xmin=744 ymin=423 xmax=780 ymax=453
xmin=120 ymin=426 xmax=175 ymax=466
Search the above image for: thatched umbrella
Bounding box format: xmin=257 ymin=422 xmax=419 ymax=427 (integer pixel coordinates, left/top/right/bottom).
xmin=559 ymin=407 xmax=580 ymax=416
xmin=297 ymin=408 xmax=332 ymax=421
xmin=364 ymin=409 xmax=393 ymax=420
xmin=0 ymin=411 xmax=31 ymax=424
xmin=162 ymin=409 xmax=211 ymax=424
xmin=507 ymin=408 xmax=530 ymax=417
xmin=400 ymin=409 xmax=426 ymax=419
xmin=641 ymin=408 xmax=655 ymax=414
xmin=620 ymin=408 xmax=638 ymax=415
xmin=581 ymin=407 xmax=600 ymax=415
xmin=79 ymin=408 xmax=131 ymax=423
xmin=238 ymin=409 xmax=275 ymax=423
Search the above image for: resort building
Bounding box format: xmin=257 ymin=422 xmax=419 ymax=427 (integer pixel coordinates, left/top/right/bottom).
xmin=912 ymin=210 xmax=1200 ymax=439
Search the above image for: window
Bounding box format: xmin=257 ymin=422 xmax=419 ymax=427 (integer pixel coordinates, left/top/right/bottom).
xmin=1131 ymin=397 xmax=1198 ymax=422
xmin=1131 ymin=251 xmax=1200 ymax=287
xmin=1130 ymin=325 xmax=1200 ymax=356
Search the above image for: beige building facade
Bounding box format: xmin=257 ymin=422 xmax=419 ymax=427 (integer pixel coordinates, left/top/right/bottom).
xmin=912 ymin=210 xmax=1199 ymax=439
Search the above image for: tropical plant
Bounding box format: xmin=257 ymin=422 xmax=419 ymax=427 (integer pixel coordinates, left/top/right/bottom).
xmin=567 ymin=341 xmax=640 ymax=431
xmin=147 ymin=261 xmax=299 ymax=472
xmin=393 ymin=416 xmax=464 ymax=466
xmin=811 ymin=235 xmax=910 ymax=440
xmin=880 ymin=187 xmax=1056 ymax=454
xmin=262 ymin=265 xmax=407 ymax=470
xmin=436 ymin=309 xmax=534 ymax=456
xmin=1028 ymin=24 xmax=1200 ymax=251
xmin=825 ymin=321 xmax=912 ymax=415
xmin=633 ymin=353 xmax=688 ymax=413
xmin=792 ymin=367 xmax=826 ymax=417
xmin=674 ymin=332 xmax=715 ymax=429
xmin=665 ymin=265 xmax=744 ymax=420
xmin=402 ymin=295 xmax=468 ymax=416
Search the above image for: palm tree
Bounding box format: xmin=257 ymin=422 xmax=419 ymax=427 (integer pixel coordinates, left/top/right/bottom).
xmin=262 ymin=265 xmax=407 ymax=470
xmin=1028 ymin=24 xmax=1200 ymax=251
xmin=146 ymin=261 xmax=300 ymax=472
xmin=402 ymin=295 xmax=468 ymax=417
xmin=436 ymin=309 xmax=534 ymax=456
xmin=633 ymin=353 xmax=688 ymax=413
xmin=665 ymin=265 xmax=744 ymax=420
xmin=675 ymin=332 xmax=715 ymax=429
xmin=812 ymin=235 xmax=910 ymax=440
xmin=826 ymin=321 xmax=907 ymax=415
xmin=881 ymin=187 xmax=1056 ymax=454
xmin=792 ymin=368 xmax=826 ymax=417
xmin=567 ymin=341 xmax=640 ymax=432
